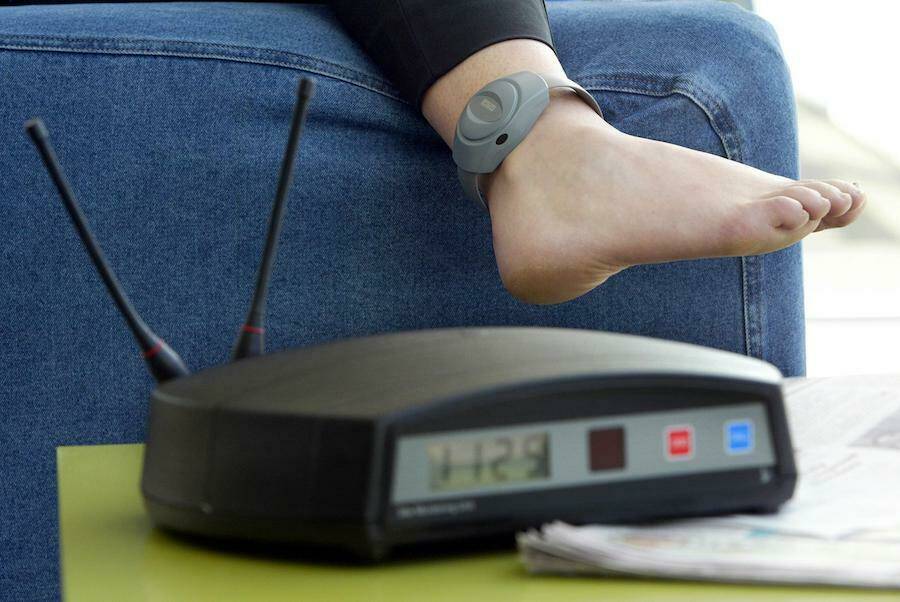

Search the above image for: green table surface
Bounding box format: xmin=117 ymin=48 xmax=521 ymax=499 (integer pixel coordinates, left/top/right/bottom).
xmin=58 ymin=444 xmax=894 ymax=601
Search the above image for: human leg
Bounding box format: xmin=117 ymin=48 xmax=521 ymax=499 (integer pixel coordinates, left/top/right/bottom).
xmin=424 ymin=2 xmax=863 ymax=304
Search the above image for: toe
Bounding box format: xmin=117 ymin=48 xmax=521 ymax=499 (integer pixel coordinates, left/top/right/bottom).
xmin=764 ymin=195 xmax=811 ymax=230
xmin=779 ymin=185 xmax=830 ymax=221
xmin=822 ymin=178 xmax=864 ymax=196
xmin=816 ymin=187 xmax=868 ymax=231
xmin=824 ymin=179 xmax=866 ymax=215
xmin=798 ymin=180 xmax=853 ymax=217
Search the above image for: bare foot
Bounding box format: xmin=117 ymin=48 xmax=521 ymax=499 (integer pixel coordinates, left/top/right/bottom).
xmin=485 ymin=95 xmax=867 ymax=304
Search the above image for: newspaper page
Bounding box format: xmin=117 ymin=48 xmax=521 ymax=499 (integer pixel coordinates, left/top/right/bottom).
xmin=518 ymin=375 xmax=900 ymax=588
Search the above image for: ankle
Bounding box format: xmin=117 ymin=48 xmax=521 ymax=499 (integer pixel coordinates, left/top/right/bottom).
xmin=483 ymin=93 xmax=615 ymax=201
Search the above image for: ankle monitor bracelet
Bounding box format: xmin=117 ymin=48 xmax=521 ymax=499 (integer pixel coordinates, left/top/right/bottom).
xmin=452 ymin=71 xmax=603 ymax=211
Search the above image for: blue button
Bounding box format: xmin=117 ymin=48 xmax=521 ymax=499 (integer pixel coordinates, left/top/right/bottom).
xmin=725 ymin=420 xmax=754 ymax=455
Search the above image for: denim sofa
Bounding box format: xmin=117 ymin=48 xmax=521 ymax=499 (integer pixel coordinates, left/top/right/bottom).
xmin=0 ymin=2 xmax=804 ymax=598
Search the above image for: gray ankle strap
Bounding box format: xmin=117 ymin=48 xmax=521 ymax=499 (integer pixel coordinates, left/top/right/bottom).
xmin=452 ymin=71 xmax=603 ymax=212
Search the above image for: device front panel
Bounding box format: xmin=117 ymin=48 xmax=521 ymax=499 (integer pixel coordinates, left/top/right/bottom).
xmin=391 ymin=402 xmax=773 ymax=507
xmin=373 ymin=377 xmax=794 ymax=550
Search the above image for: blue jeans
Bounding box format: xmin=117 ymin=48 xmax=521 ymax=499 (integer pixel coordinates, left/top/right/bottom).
xmin=0 ymin=2 xmax=803 ymax=598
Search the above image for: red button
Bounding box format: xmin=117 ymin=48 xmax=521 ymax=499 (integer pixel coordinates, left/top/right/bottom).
xmin=665 ymin=425 xmax=694 ymax=461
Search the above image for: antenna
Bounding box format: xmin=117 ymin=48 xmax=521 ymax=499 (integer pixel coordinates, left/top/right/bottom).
xmin=232 ymin=77 xmax=315 ymax=361
xmin=25 ymin=118 xmax=190 ymax=383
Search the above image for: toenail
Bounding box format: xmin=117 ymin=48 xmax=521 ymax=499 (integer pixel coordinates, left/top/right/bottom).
xmin=841 ymin=192 xmax=852 ymax=202
xmin=852 ymin=181 xmax=864 ymax=193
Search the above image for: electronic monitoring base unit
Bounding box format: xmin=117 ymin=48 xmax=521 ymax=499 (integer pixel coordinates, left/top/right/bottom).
xmin=142 ymin=327 xmax=796 ymax=559
xmin=26 ymin=78 xmax=795 ymax=562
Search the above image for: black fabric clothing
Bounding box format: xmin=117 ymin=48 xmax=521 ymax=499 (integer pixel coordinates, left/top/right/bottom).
xmin=330 ymin=0 xmax=554 ymax=107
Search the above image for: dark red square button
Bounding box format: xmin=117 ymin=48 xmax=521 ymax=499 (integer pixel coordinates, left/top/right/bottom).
xmin=588 ymin=427 xmax=625 ymax=472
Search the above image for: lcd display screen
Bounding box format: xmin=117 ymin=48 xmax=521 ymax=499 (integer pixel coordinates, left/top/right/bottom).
xmin=427 ymin=432 xmax=550 ymax=492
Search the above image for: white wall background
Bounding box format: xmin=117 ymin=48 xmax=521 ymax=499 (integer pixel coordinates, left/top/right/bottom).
xmin=756 ymin=1 xmax=900 ymax=162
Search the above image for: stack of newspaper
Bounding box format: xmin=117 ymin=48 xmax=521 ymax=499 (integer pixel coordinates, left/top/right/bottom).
xmin=518 ymin=375 xmax=900 ymax=588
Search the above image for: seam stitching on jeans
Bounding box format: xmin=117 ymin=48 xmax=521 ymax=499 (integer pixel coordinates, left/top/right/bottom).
xmin=0 ymin=32 xmax=380 ymax=76
xmin=578 ymin=73 xmax=744 ymax=162
xmin=740 ymin=256 xmax=752 ymax=357
xmin=0 ymin=36 xmax=404 ymax=102
xmin=746 ymin=255 xmax=762 ymax=359
xmin=0 ymin=32 xmax=382 ymax=78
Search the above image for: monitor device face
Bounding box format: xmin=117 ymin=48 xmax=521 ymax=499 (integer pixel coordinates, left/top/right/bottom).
xmin=391 ymin=402 xmax=774 ymax=505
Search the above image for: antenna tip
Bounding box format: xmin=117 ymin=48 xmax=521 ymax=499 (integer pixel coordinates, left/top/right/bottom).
xmin=24 ymin=118 xmax=48 ymax=141
xmin=298 ymin=77 xmax=315 ymax=99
